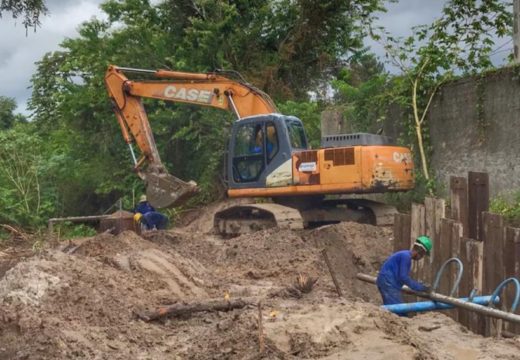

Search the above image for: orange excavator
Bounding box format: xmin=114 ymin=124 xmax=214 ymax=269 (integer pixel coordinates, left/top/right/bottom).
xmin=105 ymin=65 xmax=414 ymax=235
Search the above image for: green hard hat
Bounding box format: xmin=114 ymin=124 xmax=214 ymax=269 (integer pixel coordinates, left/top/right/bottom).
xmin=416 ymin=235 xmax=432 ymax=255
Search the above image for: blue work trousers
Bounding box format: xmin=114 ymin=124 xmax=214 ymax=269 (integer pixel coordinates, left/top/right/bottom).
xmin=142 ymin=211 xmax=168 ymax=230
xmin=376 ymin=275 xmax=403 ymax=305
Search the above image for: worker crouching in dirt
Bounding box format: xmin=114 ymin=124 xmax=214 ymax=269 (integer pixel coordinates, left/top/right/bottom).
xmin=134 ymin=211 xmax=168 ymax=231
xmin=376 ymin=236 xmax=433 ymax=307
xmin=133 ymin=195 xmax=169 ymax=231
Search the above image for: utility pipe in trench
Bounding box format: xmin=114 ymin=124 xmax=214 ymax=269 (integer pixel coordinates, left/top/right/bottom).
xmin=383 ymin=295 xmax=497 ymax=314
xmin=357 ymin=273 xmax=520 ymax=324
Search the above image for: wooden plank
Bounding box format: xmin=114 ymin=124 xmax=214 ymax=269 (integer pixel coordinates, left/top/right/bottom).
xmin=393 ymin=213 xmax=403 ymax=253
xmin=424 ymin=197 xmax=435 ymax=285
xmin=434 ymin=199 xmax=446 ymax=241
xmin=448 ymin=222 xmax=463 ymax=321
xmin=438 ymin=218 xmax=455 ymax=296
xmin=432 ymin=199 xmax=446 ymax=278
xmin=322 ymin=249 xmax=343 ymax=297
xmin=514 ymin=229 xmax=520 ymax=334
xmin=468 ymin=172 xmax=489 ymax=241
xmin=467 ymin=240 xmax=485 ymax=335
xmin=482 ymin=213 xmax=505 ymax=293
xmin=458 ymin=237 xmax=473 ymax=329
xmin=505 ymin=227 xmax=520 ymax=334
xmin=402 ymin=213 xmax=412 ymax=250
xmin=450 ymin=176 xmax=469 ymax=237
xmin=424 ymin=197 xmax=435 ymax=239
xmin=411 ymin=204 xmax=426 ymax=281
xmin=393 ymin=214 xmax=411 ymax=252
xmin=482 ymin=212 xmax=505 ymax=337
xmin=481 ymin=211 xmax=491 ymax=337
xmin=410 ymin=203 xmax=426 ymax=241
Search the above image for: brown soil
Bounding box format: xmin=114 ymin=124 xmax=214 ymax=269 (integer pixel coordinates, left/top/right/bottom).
xmin=1 ymin=206 xmax=520 ymax=359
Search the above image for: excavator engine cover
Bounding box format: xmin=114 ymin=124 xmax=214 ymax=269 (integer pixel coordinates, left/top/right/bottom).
xmin=145 ymin=171 xmax=198 ymax=208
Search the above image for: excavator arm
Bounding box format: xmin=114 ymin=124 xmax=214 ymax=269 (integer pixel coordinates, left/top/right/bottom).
xmin=104 ymin=65 xmax=278 ymax=208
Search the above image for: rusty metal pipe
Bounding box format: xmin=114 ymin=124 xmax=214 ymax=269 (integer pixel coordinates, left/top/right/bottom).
xmin=357 ymin=273 xmax=520 ymax=324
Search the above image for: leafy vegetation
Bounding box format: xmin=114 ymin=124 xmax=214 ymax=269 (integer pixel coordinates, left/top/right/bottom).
xmin=490 ymin=191 xmax=520 ymax=226
xmin=331 ymin=53 xmax=390 ymax=133
xmin=0 ymin=0 xmax=514 ymax=229
xmin=13 ymin=0 xmax=384 ymax=225
xmin=0 ymin=0 xmax=47 ymax=30
xmin=53 ymin=222 xmax=98 ymax=239
xmin=371 ymin=0 xmax=511 ymax=190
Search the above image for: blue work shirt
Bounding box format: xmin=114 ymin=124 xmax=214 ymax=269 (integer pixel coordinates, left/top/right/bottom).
xmin=377 ymin=250 xmax=427 ymax=292
xmin=134 ymin=201 xmax=155 ymax=215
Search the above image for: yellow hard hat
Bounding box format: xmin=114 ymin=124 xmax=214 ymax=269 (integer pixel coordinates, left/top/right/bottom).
xmin=139 ymin=195 xmax=147 ymax=202
xmin=134 ymin=212 xmax=143 ymax=223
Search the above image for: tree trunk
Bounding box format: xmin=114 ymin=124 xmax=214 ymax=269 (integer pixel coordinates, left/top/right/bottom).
xmin=415 ymin=122 xmax=430 ymax=181
xmin=136 ymin=298 xmax=250 ymax=321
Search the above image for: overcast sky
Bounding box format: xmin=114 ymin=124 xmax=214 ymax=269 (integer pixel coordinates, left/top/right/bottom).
xmin=0 ymin=0 xmax=513 ymax=116
xmin=0 ymin=0 xmax=106 ymax=115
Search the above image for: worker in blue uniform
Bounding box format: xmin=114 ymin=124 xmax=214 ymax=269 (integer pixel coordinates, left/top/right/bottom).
xmin=133 ymin=195 xmax=168 ymax=231
xmin=377 ymin=236 xmax=433 ymax=306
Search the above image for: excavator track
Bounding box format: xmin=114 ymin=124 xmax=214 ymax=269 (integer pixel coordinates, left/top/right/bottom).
xmin=214 ymin=203 xmax=304 ymax=236
xmin=213 ymin=199 xmax=397 ymax=236
xmin=338 ymin=199 xmax=398 ymax=226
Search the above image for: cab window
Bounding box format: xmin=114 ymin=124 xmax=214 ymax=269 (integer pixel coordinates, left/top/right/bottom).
xmin=266 ymin=122 xmax=278 ymax=162
xmin=286 ymin=119 xmax=308 ymax=149
xmin=233 ymin=123 xmax=265 ymax=182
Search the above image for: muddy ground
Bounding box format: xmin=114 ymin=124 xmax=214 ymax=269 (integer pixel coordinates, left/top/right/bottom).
xmin=1 ymin=202 xmax=520 ymax=359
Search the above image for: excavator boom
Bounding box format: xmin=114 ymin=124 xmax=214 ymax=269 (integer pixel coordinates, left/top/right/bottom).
xmin=104 ymin=65 xmax=278 ymax=207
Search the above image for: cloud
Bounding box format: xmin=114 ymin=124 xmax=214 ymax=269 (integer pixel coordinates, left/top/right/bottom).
xmin=365 ymin=0 xmax=445 ymax=71
xmin=0 ymin=0 xmax=105 ymax=115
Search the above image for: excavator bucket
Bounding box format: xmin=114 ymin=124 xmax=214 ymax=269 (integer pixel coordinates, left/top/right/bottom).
xmin=145 ymin=171 xmax=198 ymax=208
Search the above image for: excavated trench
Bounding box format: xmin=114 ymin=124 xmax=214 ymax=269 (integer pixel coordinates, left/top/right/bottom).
xmin=0 ymin=204 xmax=519 ymax=359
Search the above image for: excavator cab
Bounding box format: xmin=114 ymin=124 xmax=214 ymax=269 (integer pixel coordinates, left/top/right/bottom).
xmin=227 ymin=114 xmax=308 ymax=189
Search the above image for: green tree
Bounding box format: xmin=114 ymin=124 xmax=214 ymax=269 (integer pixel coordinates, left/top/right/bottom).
xmin=0 ymin=0 xmax=47 ymax=30
xmin=0 ymin=124 xmax=56 ymax=227
xmin=0 ymin=96 xmax=26 ymax=129
xmin=278 ymin=100 xmax=322 ymax=148
xmin=331 ymin=53 xmax=389 ymax=132
xmin=155 ymin=0 xmax=385 ymax=99
xmin=372 ymin=0 xmax=511 ymax=188
xmin=28 ymin=0 xmax=387 ymax=216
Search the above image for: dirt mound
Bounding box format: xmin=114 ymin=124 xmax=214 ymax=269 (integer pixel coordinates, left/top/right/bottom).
xmin=263 ymin=299 xmax=520 ymax=359
xmin=0 ymin=246 xmax=34 ymax=278
xmin=163 ymin=221 xmax=391 ymax=301
xmin=309 ymin=222 xmax=393 ymax=301
xmin=1 ymin=222 xmax=520 ymax=359
xmin=73 ymin=231 xmax=210 ymax=300
xmin=0 ymin=258 xmax=62 ymax=306
xmin=264 ymin=300 xmax=437 ymax=359
xmin=0 ymin=251 xmax=164 ymax=359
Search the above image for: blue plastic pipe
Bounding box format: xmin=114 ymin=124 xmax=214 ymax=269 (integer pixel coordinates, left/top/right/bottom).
xmin=383 ymin=295 xmax=499 ymax=315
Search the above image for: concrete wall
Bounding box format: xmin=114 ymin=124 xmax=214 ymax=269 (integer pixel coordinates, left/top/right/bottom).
xmin=428 ymin=67 xmax=520 ymax=197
